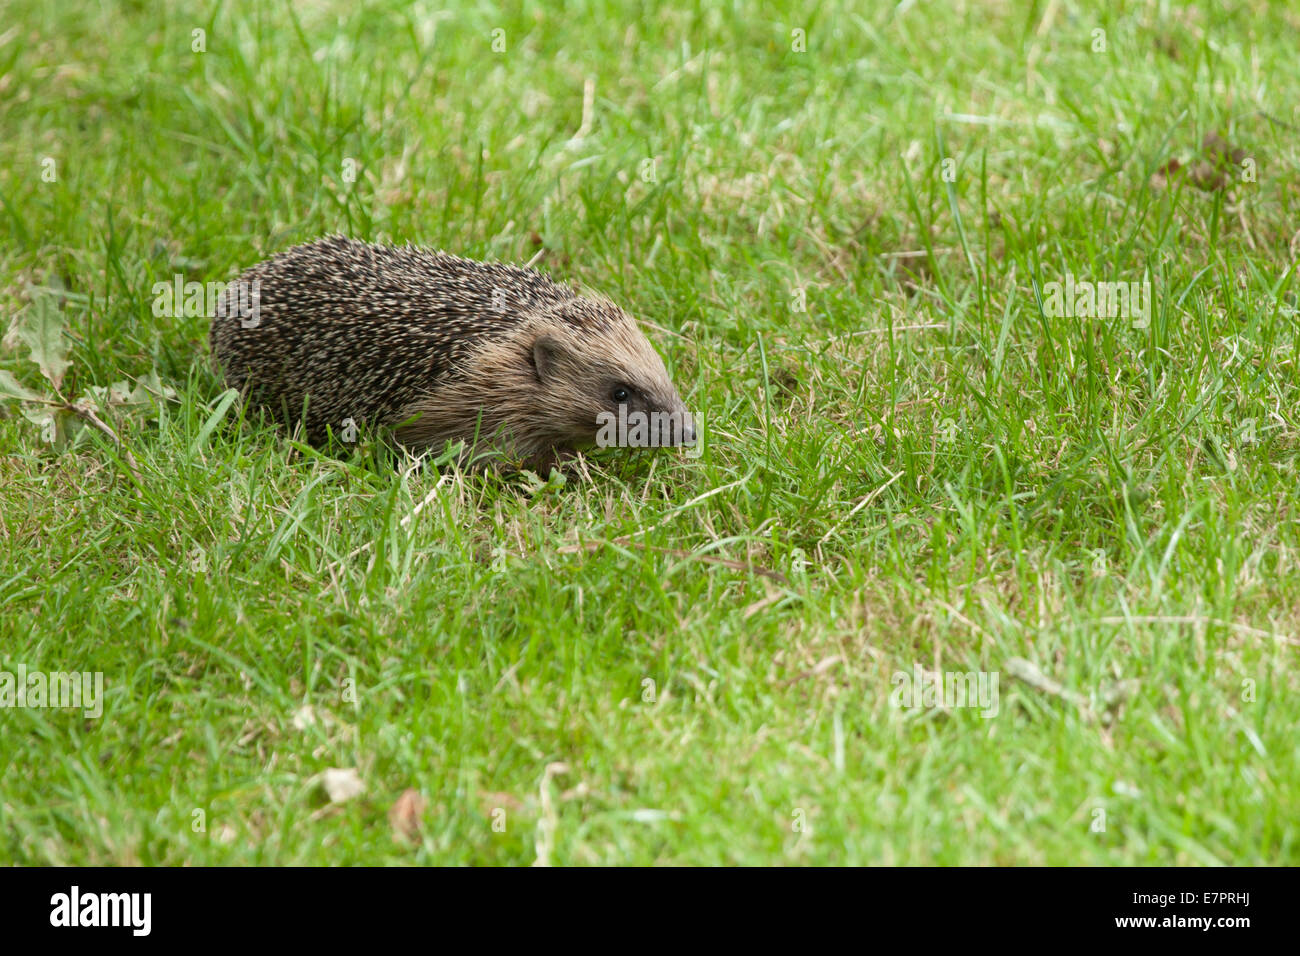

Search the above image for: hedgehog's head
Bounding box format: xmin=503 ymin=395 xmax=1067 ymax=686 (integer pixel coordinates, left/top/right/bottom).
xmin=396 ymin=296 xmax=694 ymax=469
xmin=526 ymin=297 xmax=693 ymax=453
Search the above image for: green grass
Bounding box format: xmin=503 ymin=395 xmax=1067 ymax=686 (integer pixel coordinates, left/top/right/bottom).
xmin=2 ymin=0 xmax=1298 ymax=865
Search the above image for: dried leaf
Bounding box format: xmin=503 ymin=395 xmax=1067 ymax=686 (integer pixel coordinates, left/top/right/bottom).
xmin=389 ymin=788 xmax=427 ymax=842
xmin=1200 ymin=131 xmax=1231 ymax=161
xmin=1189 ymin=159 xmax=1226 ymax=191
xmin=630 ymin=808 xmax=679 ymax=823
xmin=319 ymin=767 xmax=364 ymax=804
xmin=9 ymin=286 xmax=70 ymax=390
xmin=19 ymin=404 xmax=70 ymax=448
xmin=83 ymin=370 xmax=179 ymax=412
xmin=291 ymin=705 xmax=317 ymax=730
xmin=127 ymin=368 xmax=178 ymax=404
xmin=1200 ymin=132 xmax=1246 ymax=166
xmin=0 ymin=369 xmax=44 ymax=403
xmin=1151 ymin=132 xmax=1249 ymax=193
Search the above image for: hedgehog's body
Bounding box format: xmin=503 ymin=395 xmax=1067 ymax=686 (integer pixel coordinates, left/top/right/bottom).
xmin=210 ymin=237 xmax=691 ymax=469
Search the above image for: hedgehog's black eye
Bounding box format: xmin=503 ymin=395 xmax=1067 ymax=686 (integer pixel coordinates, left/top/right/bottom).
xmin=611 ymin=386 xmax=630 ymax=404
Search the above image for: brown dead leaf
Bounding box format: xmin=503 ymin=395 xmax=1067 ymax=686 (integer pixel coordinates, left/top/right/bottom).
xmin=1152 ymin=132 xmax=1250 ymax=192
xmin=388 ymin=788 xmax=427 ymax=843
xmin=1156 ymin=157 xmax=1182 ymax=177
xmin=1202 ymin=132 xmax=1248 ymax=166
xmin=1189 ymin=159 xmax=1226 ymax=191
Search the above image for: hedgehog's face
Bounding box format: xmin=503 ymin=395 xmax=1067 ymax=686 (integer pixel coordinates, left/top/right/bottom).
xmin=529 ymin=302 xmax=694 ymax=453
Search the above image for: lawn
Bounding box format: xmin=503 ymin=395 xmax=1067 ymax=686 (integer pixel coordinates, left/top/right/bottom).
xmin=1 ymin=0 xmax=1297 ymax=865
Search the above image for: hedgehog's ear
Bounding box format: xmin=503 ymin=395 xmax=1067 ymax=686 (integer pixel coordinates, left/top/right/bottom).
xmin=532 ymin=334 xmax=565 ymax=383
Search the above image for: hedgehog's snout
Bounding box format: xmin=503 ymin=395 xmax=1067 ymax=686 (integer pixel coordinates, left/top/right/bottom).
xmin=674 ymin=407 xmax=696 ymax=446
xmin=655 ymin=393 xmax=694 ymax=447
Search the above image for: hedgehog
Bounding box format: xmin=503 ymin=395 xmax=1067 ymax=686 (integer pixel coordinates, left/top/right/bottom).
xmin=209 ymin=236 xmax=693 ymax=470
